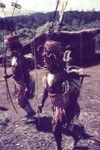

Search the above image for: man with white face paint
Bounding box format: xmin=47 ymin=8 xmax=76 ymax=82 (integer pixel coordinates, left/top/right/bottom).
xmin=38 ymin=40 xmax=69 ymax=150
xmin=38 ymin=38 xmax=88 ymax=149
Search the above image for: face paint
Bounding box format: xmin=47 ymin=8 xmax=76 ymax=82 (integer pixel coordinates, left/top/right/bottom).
xmin=43 ymin=40 xmax=63 ymax=72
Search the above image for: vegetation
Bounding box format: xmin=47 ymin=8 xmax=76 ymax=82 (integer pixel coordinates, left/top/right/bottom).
xmin=0 ymin=10 xmax=100 ymax=54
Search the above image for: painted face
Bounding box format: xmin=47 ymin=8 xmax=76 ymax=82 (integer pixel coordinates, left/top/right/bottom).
xmin=6 ymin=35 xmax=20 ymax=54
xmin=43 ymin=41 xmax=62 ymax=72
xmin=43 ymin=50 xmax=59 ymax=71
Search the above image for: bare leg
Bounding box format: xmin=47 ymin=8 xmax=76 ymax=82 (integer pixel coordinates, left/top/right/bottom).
xmin=52 ymin=122 xmax=63 ymax=150
xmin=18 ymin=99 xmax=36 ymax=119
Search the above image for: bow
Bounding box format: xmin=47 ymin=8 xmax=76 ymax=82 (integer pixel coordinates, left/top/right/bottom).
xmin=48 ymin=0 xmax=69 ymax=34
xmin=4 ymin=44 xmax=17 ymax=113
xmin=49 ymin=0 xmax=60 ymax=34
xmin=58 ymin=0 xmax=69 ymax=32
xmin=0 ymin=2 xmax=17 ymax=112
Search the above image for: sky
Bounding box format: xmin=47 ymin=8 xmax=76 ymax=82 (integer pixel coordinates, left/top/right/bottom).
xmin=0 ymin=0 xmax=100 ymax=17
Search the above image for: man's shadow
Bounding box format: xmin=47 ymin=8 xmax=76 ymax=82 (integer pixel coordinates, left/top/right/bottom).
xmin=35 ymin=116 xmax=52 ymax=132
xmin=62 ymin=124 xmax=91 ymax=149
xmin=62 ymin=124 xmax=100 ymax=150
xmin=34 ymin=116 xmax=100 ymax=149
xmin=0 ymin=106 xmax=8 ymax=111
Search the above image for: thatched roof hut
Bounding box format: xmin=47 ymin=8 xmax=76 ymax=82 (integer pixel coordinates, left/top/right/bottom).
xmin=23 ymin=28 xmax=100 ymax=65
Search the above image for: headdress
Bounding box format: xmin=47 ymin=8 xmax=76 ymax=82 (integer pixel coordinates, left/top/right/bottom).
xmin=44 ymin=40 xmax=61 ymax=53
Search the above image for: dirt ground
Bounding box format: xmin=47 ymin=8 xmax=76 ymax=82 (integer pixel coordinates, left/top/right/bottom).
xmin=0 ymin=64 xmax=100 ymax=150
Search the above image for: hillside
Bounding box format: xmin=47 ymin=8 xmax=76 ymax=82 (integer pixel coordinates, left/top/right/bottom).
xmin=0 ymin=11 xmax=100 ymax=57
xmin=0 ymin=11 xmax=100 ymax=31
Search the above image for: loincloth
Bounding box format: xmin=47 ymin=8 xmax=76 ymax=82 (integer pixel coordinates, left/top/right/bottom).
xmin=48 ymin=93 xmax=66 ymax=124
xmin=14 ymin=80 xmax=27 ymax=101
